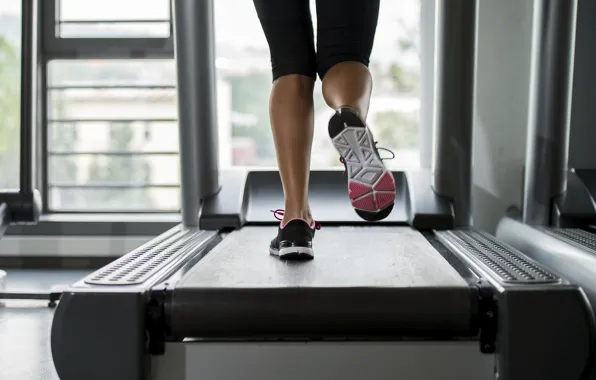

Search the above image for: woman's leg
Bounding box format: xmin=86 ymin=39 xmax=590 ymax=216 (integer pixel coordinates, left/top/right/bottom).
xmin=254 ymin=0 xmax=320 ymax=260
xmin=269 ymin=76 xmax=315 ymax=225
xmin=316 ymin=0 xmax=379 ymax=118
xmin=254 ymin=0 xmax=316 ymax=226
xmin=316 ymin=0 xmax=397 ymax=221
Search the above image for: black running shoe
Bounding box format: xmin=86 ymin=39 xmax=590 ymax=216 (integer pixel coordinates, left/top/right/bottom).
xmin=269 ymin=209 xmax=320 ymax=260
xmin=329 ymin=107 xmax=397 ymax=222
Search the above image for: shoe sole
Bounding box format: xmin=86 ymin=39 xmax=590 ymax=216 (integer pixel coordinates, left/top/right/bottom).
xmin=329 ymin=109 xmax=396 ymax=222
xmin=270 ymin=246 xmax=314 ymax=261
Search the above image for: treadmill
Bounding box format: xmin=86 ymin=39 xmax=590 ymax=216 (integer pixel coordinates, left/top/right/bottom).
xmin=496 ymin=0 xmax=596 ymax=348
xmin=50 ymin=1 xmax=594 ymax=380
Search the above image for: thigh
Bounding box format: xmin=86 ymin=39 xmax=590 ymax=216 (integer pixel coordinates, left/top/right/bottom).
xmin=253 ymin=0 xmax=317 ymax=80
xmin=315 ymin=0 xmax=380 ymax=79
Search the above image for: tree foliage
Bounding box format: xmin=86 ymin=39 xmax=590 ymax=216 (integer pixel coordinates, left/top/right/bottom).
xmin=86 ymin=122 xmax=154 ymax=209
xmin=0 ymin=36 xmax=20 ymax=188
xmin=374 ymin=111 xmax=419 ymax=150
xmin=372 ymin=4 xmax=421 ymax=157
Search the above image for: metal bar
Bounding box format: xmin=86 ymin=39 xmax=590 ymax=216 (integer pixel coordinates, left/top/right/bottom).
xmin=419 ymin=0 xmax=436 ymax=169
xmin=44 ymin=46 xmax=174 ymax=61
xmin=431 ymin=0 xmax=478 ymax=227
xmin=58 ymin=19 xmax=170 ymax=24
xmin=0 ymin=290 xmax=63 ymax=307
xmin=173 ymin=0 xmax=220 ymax=228
xmin=0 ymin=203 xmax=9 ymax=237
xmin=48 ymin=151 xmax=178 ymax=156
xmin=39 ymin=12 xmax=50 ymax=214
xmin=19 ymin=0 xmax=38 ymax=194
xmin=523 ymin=0 xmax=578 ymax=225
xmin=48 ymin=184 xmax=179 ymax=189
xmin=44 ymin=209 xmax=177 ymax=215
xmin=0 ymin=291 xmax=52 ymax=300
xmin=48 ymin=118 xmax=177 ymax=123
xmin=48 ymin=85 xmax=176 ymax=90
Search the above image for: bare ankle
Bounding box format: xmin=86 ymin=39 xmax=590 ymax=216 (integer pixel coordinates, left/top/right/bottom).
xmin=281 ymin=207 xmax=313 ymax=226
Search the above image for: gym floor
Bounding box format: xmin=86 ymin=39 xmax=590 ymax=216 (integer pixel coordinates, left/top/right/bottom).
xmin=0 ymin=269 xmax=90 ymax=380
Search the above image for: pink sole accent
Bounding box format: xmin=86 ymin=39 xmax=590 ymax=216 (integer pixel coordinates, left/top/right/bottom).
xmin=376 ymin=192 xmax=395 ymax=209
xmin=374 ymin=171 xmax=396 ymax=191
xmin=348 ymin=170 xmax=396 ymax=212
xmin=352 ymin=193 xmax=375 ymax=210
xmin=349 ymin=182 xmax=371 ymax=199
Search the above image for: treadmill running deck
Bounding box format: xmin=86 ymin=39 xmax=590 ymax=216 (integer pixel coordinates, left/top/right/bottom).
xmin=179 ymin=226 xmax=465 ymax=287
xmin=170 ymin=227 xmax=472 ymax=338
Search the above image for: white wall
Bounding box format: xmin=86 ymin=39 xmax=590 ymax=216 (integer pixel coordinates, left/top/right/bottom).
xmin=471 ymin=0 xmax=534 ymax=233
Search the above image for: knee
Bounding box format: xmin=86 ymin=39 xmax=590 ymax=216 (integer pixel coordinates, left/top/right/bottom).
xmin=271 ymin=53 xmax=317 ymax=82
xmin=317 ymin=54 xmax=371 ymax=80
xmin=272 ymin=74 xmax=315 ymax=98
xmin=318 ymin=60 xmax=371 ymax=82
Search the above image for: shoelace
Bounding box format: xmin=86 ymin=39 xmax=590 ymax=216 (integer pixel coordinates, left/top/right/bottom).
xmin=270 ymin=209 xmax=321 ymax=230
xmin=339 ymin=143 xmax=395 ymax=174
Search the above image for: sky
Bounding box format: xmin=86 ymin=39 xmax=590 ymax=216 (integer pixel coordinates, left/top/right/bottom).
xmin=0 ymin=0 xmax=419 ymax=65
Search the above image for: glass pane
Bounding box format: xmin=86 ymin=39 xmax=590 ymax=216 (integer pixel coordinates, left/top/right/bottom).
xmin=48 ymin=59 xmax=176 ymax=87
xmin=59 ymin=22 xmax=170 ymax=39
xmin=48 ymin=153 xmax=179 ymax=212
xmin=59 ymin=0 xmax=170 ymax=21
xmin=214 ymin=0 xmax=421 ymax=169
xmin=58 ymin=0 xmax=171 ymax=38
xmin=0 ymin=1 xmax=21 ymax=189
xmin=49 ymin=88 xmax=177 ymax=120
xmin=47 ymin=60 xmax=180 ymax=211
xmin=49 ymin=188 xmax=179 ymax=212
xmin=49 ymin=121 xmax=179 ymax=153
xmin=49 ymin=154 xmax=179 ymax=186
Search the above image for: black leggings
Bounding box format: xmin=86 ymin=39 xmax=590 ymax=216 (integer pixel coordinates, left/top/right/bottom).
xmin=253 ymin=0 xmax=380 ymax=81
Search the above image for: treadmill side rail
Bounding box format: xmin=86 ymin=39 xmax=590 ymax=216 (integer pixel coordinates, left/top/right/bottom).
xmin=405 ymin=169 xmax=455 ymax=230
xmin=437 ymin=228 xmax=594 ymax=380
xmin=199 ymin=169 xmax=248 ymax=230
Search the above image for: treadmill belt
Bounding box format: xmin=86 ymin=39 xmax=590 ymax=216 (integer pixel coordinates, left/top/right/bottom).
xmin=179 ymin=226 xmax=466 ymax=288
xmin=170 ymin=226 xmax=472 ymax=338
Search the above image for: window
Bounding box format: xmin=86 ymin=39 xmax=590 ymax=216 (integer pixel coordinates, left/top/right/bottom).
xmin=0 ymin=0 xmax=21 ymax=190
xmin=41 ymin=0 xmax=422 ymax=213
xmin=47 ymin=60 xmax=179 ymax=212
xmin=214 ymin=0 xmax=421 ymax=169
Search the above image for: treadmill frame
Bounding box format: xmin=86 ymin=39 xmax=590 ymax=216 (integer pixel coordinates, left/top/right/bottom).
xmin=49 ymin=210 xmax=596 ymax=380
